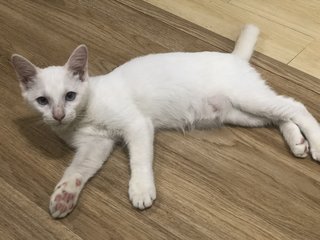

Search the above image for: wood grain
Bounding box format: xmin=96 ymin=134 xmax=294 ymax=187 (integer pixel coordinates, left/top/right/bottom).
xmin=142 ymin=0 xmax=312 ymax=63
xmin=230 ymin=0 xmax=320 ymax=38
xmin=230 ymin=0 xmax=320 ymax=78
xmin=289 ymin=40 xmax=320 ymax=79
xmin=1 ymin=0 xmax=320 ymax=239
xmin=144 ymin=0 xmax=320 ymax=78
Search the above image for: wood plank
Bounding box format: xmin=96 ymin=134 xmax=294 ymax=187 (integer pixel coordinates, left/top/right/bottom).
xmin=142 ymin=0 xmax=312 ymax=63
xmin=0 ymin=177 xmax=82 ymax=240
xmin=229 ymin=0 xmax=320 ymax=78
xmin=230 ymin=0 xmax=320 ymax=38
xmin=289 ymin=40 xmax=320 ymax=79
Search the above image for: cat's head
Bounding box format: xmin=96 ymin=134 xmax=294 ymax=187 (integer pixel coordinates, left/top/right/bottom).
xmin=11 ymin=45 xmax=89 ymax=126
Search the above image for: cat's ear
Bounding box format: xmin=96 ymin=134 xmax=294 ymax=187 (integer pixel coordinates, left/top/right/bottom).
xmin=11 ymin=54 xmax=38 ymax=89
xmin=65 ymin=44 xmax=88 ymax=81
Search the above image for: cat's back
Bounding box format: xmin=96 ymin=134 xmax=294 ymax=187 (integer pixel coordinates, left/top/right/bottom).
xmin=116 ymin=51 xmax=255 ymax=85
xmin=117 ymin=51 xmax=239 ymax=76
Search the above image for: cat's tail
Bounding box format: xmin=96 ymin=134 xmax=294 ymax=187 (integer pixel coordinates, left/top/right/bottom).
xmin=232 ymin=24 xmax=260 ymax=61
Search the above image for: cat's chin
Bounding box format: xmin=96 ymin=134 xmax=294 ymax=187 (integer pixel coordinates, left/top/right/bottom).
xmin=44 ymin=119 xmax=73 ymax=127
xmin=43 ymin=114 xmax=77 ymax=127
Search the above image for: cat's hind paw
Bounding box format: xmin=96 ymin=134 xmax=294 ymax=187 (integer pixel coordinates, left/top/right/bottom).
xmin=129 ymin=178 xmax=156 ymax=210
xmin=49 ymin=174 xmax=83 ymax=218
xmin=311 ymin=148 xmax=320 ymax=162
xmin=291 ymin=137 xmax=309 ymax=158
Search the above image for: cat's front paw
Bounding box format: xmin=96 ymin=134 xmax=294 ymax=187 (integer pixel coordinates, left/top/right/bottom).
xmin=49 ymin=173 xmax=83 ymax=218
xmin=129 ymin=177 xmax=156 ymax=210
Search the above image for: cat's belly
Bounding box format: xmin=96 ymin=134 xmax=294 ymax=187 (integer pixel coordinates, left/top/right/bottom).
xmin=150 ymin=95 xmax=230 ymax=130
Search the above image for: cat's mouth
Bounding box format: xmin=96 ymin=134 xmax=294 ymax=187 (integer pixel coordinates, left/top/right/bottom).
xmin=44 ymin=118 xmax=70 ymax=127
xmin=43 ymin=114 xmax=76 ymax=126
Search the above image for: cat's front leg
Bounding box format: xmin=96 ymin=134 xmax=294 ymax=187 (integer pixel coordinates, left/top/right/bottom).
xmin=125 ymin=118 xmax=156 ymax=210
xmin=49 ymin=135 xmax=114 ymax=218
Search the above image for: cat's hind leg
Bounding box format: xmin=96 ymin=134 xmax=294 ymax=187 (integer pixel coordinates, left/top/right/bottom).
xmin=209 ymin=95 xmax=309 ymax=158
xmin=49 ymin=135 xmax=114 ymax=218
xmin=222 ymin=106 xmax=309 ymax=158
xmin=230 ymin=94 xmax=319 ymax=160
xmin=223 ymin=107 xmax=270 ymax=127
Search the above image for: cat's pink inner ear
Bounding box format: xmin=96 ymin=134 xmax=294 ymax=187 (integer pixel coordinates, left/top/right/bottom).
xmin=11 ymin=54 xmax=37 ymax=86
xmin=66 ymin=44 xmax=88 ymax=81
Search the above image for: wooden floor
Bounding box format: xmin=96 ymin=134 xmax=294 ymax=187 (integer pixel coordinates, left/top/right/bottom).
xmin=145 ymin=0 xmax=320 ymax=79
xmin=2 ymin=0 xmax=320 ymax=239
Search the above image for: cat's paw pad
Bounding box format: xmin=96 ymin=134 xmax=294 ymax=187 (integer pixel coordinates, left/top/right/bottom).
xmin=292 ymin=137 xmax=309 ymax=158
xmin=49 ymin=174 xmax=83 ymax=218
xmin=129 ymin=178 xmax=156 ymax=210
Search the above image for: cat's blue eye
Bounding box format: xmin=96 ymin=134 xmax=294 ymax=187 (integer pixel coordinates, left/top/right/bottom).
xmin=65 ymin=91 xmax=77 ymax=101
xmin=36 ymin=96 xmax=48 ymax=105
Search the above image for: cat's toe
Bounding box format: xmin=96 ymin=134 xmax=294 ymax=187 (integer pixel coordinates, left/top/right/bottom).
xmin=131 ymin=193 xmax=155 ymax=210
xmin=50 ymin=190 xmax=77 ymax=218
xmin=133 ymin=194 xmax=154 ymax=210
xmin=49 ymin=174 xmax=83 ymax=218
xmin=129 ymin=179 xmax=156 ymax=210
xmin=311 ymin=150 xmax=320 ymax=162
xmin=308 ymin=142 xmax=320 ymax=161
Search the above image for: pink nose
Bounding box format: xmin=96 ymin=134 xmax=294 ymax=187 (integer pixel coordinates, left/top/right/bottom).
xmin=53 ymin=113 xmax=65 ymax=121
xmin=52 ymin=108 xmax=65 ymax=121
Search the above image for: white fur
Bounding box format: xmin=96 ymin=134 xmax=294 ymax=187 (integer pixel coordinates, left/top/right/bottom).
xmin=232 ymin=24 xmax=259 ymax=61
xmin=12 ymin=25 xmax=320 ymax=218
xmin=22 ymin=66 xmax=88 ymax=126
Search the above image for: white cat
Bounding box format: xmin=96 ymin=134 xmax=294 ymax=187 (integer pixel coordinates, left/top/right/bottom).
xmin=11 ymin=25 xmax=320 ymax=219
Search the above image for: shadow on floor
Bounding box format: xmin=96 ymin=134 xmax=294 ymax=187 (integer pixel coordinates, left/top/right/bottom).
xmin=13 ymin=115 xmax=71 ymax=159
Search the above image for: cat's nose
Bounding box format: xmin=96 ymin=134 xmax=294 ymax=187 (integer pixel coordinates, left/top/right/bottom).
xmin=53 ymin=113 xmax=65 ymax=121
xmin=52 ymin=108 xmax=65 ymax=122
